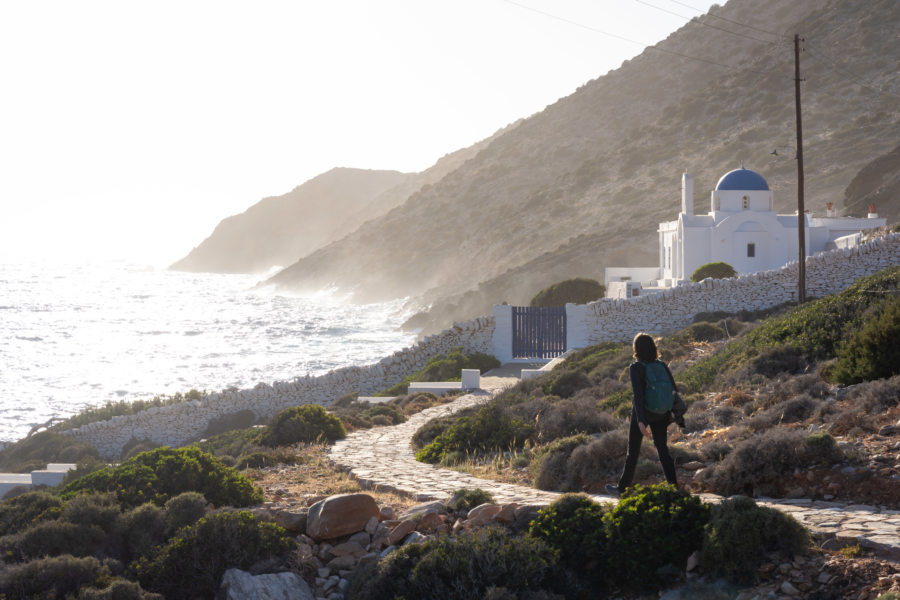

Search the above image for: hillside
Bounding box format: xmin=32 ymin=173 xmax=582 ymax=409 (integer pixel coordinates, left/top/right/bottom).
xmin=171 ymin=125 xmax=512 ymax=274
xmin=844 ymin=143 xmax=900 ymax=226
xmin=264 ymin=0 xmax=900 ymax=330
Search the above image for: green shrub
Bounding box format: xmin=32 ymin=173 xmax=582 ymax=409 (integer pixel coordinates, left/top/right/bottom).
xmin=701 ymin=496 xmax=811 ymax=584
xmin=530 ymin=278 xmax=605 ymax=307
xmin=79 ymin=579 xmax=164 ymax=600
xmin=831 ymin=297 xmax=900 ymax=384
xmin=203 ymin=409 xmax=257 ymax=437
xmin=411 ymin=413 xmax=463 ymax=450
xmin=347 ymin=527 xmax=564 ymax=600
xmin=677 ymin=322 xmax=727 ymax=343
xmin=163 ymin=491 xmax=209 ymax=534
xmin=690 ymin=261 xmax=737 ymax=282
xmin=700 ymin=429 xmax=842 ymax=497
xmin=235 ymin=451 xmax=279 ymax=469
xmin=0 ymin=491 xmax=63 ymax=536
xmin=120 ymin=503 xmax=168 ymax=561
xmin=529 ymin=494 xmax=607 ymax=578
xmin=445 ymin=488 xmax=496 ymax=512
xmin=59 ymin=446 xmax=263 ymax=509
xmin=362 ymin=403 xmax=406 ymax=425
xmin=0 ymin=519 xmax=107 ymax=561
xmin=120 ymin=439 xmax=162 ymax=461
xmin=192 ymin=427 xmax=261 ymax=460
xmin=603 ymin=484 xmax=710 ymax=590
xmin=61 ymin=492 xmax=122 ymax=533
xmin=380 ymin=349 xmax=501 ymax=395
xmin=0 ymin=554 xmax=111 ymax=599
xmin=132 ymin=510 xmax=295 ymax=600
xmin=255 ymin=404 xmax=346 ymax=447
xmin=546 ymin=370 xmax=593 ymax=399
xmin=416 ymin=403 xmax=532 ymax=464
xmin=0 ymin=430 xmax=99 ymax=472
xmin=530 ymin=434 xmax=591 ymax=491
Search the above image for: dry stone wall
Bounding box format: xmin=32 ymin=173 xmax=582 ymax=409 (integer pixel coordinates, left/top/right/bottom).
xmin=65 ymin=317 xmax=494 ymax=459
xmin=568 ymin=232 xmax=900 ymax=345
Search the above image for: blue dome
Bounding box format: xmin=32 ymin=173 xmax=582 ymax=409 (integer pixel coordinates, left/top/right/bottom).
xmin=715 ymin=168 xmax=769 ymax=191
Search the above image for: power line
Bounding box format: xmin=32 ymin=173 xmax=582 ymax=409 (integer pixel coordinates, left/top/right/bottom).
xmin=664 ymin=0 xmax=788 ymax=40
xmin=632 ymin=0 xmax=782 ymax=45
xmin=500 ymin=0 xmax=780 ymax=76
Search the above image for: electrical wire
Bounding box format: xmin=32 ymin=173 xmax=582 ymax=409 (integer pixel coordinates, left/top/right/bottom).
xmin=500 ymin=0 xmax=781 ymax=76
xmin=804 ymin=43 xmax=900 ymax=101
xmin=632 ymin=0 xmax=781 ymax=45
xmin=664 ymin=0 xmax=788 ymax=40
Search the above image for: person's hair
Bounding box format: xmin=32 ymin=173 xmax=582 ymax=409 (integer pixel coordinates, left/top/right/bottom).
xmin=633 ymin=333 xmax=658 ymax=362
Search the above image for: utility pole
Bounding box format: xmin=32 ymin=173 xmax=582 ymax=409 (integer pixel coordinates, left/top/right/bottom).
xmin=794 ymin=33 xmax=806 ymax=303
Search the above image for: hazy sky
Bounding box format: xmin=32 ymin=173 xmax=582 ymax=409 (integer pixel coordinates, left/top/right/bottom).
xmin=0 ymin=0 xmax=716 ymax=266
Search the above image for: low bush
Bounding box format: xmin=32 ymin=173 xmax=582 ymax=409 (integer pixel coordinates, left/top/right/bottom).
xmin=0 ymin=490 xmax=63 ymax=536
xmin=0 ymin=430 xmax=99 ymax=472
xmin=347 ymin=527 xmax=565 ymax=600
xmin=674 ymin=322 xmax=727 ymax=343
xmin=121 ymin=439 xmax=162 ymax=461
xmin=0 ymin=554 xmax=111 ymax=600
xmin=132 ymin=510 xmax=295 ymax=600
xmin=0 ymin=519 xmax=107 ymax=561
xmin=831 ymin=298 xmax=900 ymax=384
xmin=699 ymin=429 xmax=842 ymax=496
xmin=529 ymin=494 xmax=607 ymax=579
xmin=691 ymin=261 xmax=737 ymax=282
xmin=701 ymin=496 xmax=811 ymax=584
xmin=530 ymin=278 xmax=605 ymax=307
xmin=416 ymin=403 xmax=532 ymax=464
xmin=530 ymin=434 xmax=591 ymax=491
xmin=603 ymin=484 xmax=710 ymax=590
xmin=59 ymin=446 xmax=263 ymax=509
xmin=546 ymin=370 xmax=593 ymax=399
xmin=445 ymin=488 xmax=495 ymax=513
xmin=746 ymin=394 xmax=821 ymax=431
xmin=61 ymin=492 xmax=122 ymax=533
xmin=120 ymin=503 xmax=167 ymax=562
xmin=533 ymin=399 xmax=618 ymax=441
xmin=203 ymin=409 xmax=256 ymax=437
xmin=79 ymin=579 xmax=163 ymax=600
xmin=380 ymin=348 xmax=500 ymax=396
xmin=163 ymin=491 xmax=209 ymax=534
xmin=255 ymin=404 xmax=346 ymax=447
xmin=544 ymin=431 xmax=627 ymax=492
xmin=411 ymin=412 xmax=467 ymax=450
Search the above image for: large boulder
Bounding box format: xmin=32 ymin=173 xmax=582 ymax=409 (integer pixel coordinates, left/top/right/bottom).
xmin=306 ymin=493 xmax=380 ymax=541
xmin=218 ymin=568 xmax=314 ymax=600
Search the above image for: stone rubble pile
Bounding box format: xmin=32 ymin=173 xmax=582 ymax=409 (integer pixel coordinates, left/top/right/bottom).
xmin=250 ymin=492 xmax=539 ymax=600
xmin=63 ymin=318 xmax=495 ymax=459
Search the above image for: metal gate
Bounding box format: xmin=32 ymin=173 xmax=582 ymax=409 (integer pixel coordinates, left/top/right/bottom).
xmin=512 ymin=306 xmax=567 ymax=359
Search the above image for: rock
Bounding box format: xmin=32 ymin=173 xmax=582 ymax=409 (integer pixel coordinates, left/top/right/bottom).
xmin=219 ymin=568 xmax=315 ymax=600
xmin=402 ymin=531 xmax=427 ymax=545
xmin=307 ymin=494 xmax=380 ymax=541
xmin=780 ymin=581 xmax=800 ymax=596
xmin=347 ymin=531 xmax=371 ymax=547
xmin=401 ymin=501 xmax=445 ymax=519
xmin=878 ymin=424 xmax=900 ymax=436
xmin=363 ymin=515 xmax=380 ymax=535
xmin=275 ymin=509 xmax=308 ymax=533
xmin=686 ymin=550 xmax=701 ymax=572
xmin=387 ymin=519 xmax=417 ymax=545
xmin=492 ymin=503 xmax=517 ymax=525
xmin=417 ymin=511 xmax=444 ymax=532
xmin=331 ymin=541 xmax=367 ymax=558
xmin=379 ymin=506 xmax=395 ymax=521
xmin=327 ymin=555 xmax=358 ymax=571
xmin=682 ymin=461 xmax=705 ymax=471
xmin=466 ymin=503 xmax=502 ymax=527
xmin=785 ymin=487 xmax=806 ymax=499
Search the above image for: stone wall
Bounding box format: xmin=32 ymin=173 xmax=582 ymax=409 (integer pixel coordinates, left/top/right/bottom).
xmin=65 ymin=316 xmax=495 ymax=459
xmin=567 ymin=232 xmax=900 ymax=346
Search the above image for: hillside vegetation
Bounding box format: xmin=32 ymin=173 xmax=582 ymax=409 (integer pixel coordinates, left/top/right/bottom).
xmin=261 ymin=0 xmax=900 ymax=334
xmin=414 ymin=266 xmax=900 ymax=506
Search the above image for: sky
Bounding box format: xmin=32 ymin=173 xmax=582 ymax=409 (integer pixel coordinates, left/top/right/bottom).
xmin=0 ymin=0 xmax=718 ymax=267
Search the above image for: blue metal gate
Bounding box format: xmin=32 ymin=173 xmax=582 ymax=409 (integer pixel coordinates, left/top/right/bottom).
xmin=512 ymin=306 xmax=567 ymax=359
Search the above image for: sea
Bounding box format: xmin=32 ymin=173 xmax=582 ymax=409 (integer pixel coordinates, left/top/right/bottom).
xmin=0 ymin=262 xmax=419 ymax=445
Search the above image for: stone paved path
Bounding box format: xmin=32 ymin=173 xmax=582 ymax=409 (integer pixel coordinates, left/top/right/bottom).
xmin=329 ymin=370 xmax=900 ymax=558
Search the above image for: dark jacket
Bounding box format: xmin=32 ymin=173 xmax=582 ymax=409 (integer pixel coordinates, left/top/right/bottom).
xmin=629 ymin=360 xmax=678 ymax=424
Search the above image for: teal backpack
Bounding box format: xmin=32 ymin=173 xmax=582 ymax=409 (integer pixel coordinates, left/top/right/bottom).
xmin=643 ymin=360 xmax=674 ymax=414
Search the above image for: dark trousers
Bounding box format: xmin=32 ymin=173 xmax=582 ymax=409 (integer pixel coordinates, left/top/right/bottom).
xmin=618 ymin=414 xmax=678 ymax=490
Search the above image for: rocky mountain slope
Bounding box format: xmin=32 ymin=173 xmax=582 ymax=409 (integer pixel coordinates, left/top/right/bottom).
xmin=171 ymin=131 xmax=507 ymax=274
xmin=844 ymin=143 xmax=900 ymax=226
xmin=259 ymin=0 xmax=900 ymax=332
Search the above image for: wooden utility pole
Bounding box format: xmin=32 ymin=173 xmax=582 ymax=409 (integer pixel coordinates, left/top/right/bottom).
xmin=794 ymin=33 xmax=806 ymax=303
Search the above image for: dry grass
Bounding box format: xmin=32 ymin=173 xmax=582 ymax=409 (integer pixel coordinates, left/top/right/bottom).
xmin=247 ymin=443 xmax=419 ymax=510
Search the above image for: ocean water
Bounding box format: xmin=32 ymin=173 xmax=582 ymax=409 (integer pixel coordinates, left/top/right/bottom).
xmin=0 ymin=262 xmax=418 ymax=443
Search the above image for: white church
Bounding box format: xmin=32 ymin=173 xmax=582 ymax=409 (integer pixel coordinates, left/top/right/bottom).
xmin=606 ymin=168 xmax=886 ymax=298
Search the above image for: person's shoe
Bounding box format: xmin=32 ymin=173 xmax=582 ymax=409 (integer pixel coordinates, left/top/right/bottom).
xmin=605 ymin=484 xmax=620 ymax=497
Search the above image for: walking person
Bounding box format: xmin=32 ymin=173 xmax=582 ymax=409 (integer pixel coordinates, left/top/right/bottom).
xmin=606 ymin=332 xmax=681 ymax=496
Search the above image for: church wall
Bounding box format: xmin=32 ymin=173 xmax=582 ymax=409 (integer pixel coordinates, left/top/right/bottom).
xmin=578 ymin=232 xmax=900 ymax=346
